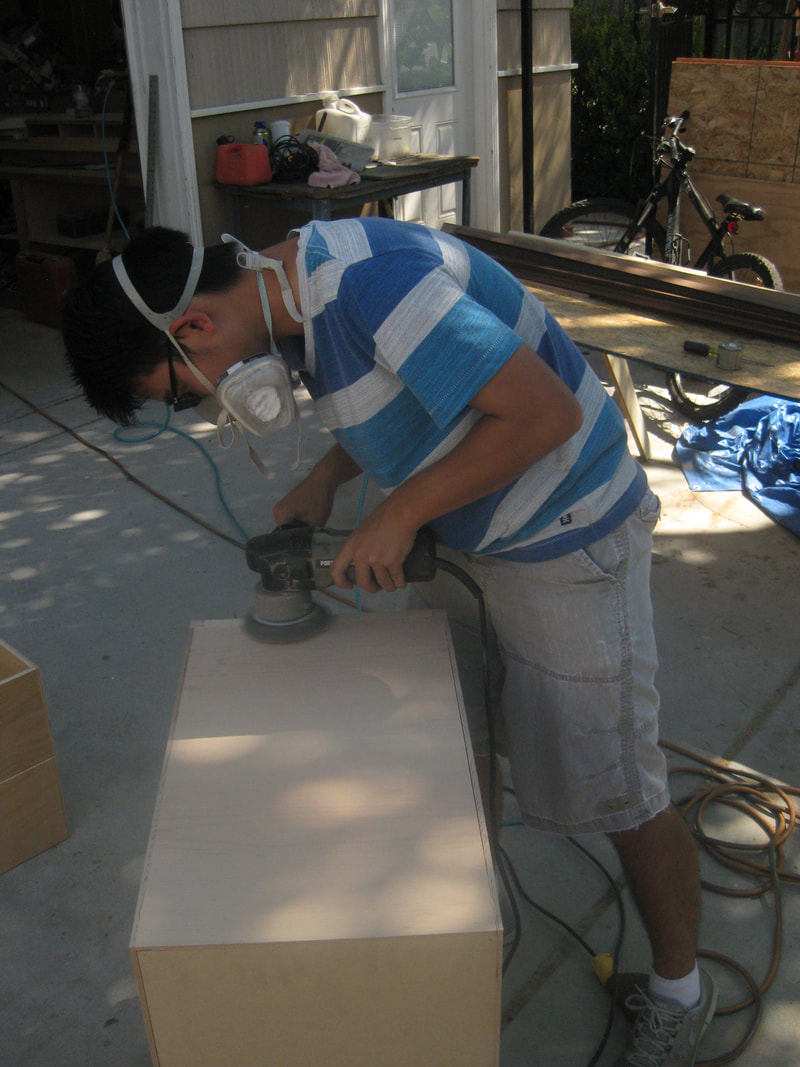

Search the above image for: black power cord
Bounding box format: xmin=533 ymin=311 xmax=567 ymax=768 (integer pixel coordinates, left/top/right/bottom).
xmin=268 ymin=135 xmax=319 ymax=183
xmin=430 ymin=556 xmax=797 ymax=1067
xmin=431 ymin=557 xmax=523 ymax=973
xmin=10 ymin=387 xmax=787 ymax=1063
xmin=432 ymin=555 xmax=627 ymax=1064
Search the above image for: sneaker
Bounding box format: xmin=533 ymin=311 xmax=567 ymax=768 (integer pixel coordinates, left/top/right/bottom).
xmin=616 ymin=969 xmax=718 ymax=1066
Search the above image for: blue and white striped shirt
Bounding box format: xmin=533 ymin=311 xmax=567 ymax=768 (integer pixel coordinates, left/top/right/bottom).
xmin=295 ymin=217 xmax=647 ymax=561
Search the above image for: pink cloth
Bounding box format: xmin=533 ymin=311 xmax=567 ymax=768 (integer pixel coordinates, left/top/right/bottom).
xmin=308 ymin=143 xmax=361 ymax=188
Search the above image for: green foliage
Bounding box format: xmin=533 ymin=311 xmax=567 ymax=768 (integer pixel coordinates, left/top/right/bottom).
xmin=569 ymin=1 xmax=652 ymax=201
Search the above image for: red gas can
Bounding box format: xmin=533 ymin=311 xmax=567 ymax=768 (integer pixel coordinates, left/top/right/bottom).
xmin=215 ymin=143 xmax=272 ymax=186
xmin=15 ymin=252 xmax=77 ymax=328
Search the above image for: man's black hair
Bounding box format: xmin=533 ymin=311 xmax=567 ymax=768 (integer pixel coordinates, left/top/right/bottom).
xmin=61 ymin=226 xmax=240 ymax=425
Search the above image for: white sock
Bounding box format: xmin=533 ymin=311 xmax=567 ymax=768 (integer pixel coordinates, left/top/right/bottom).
xmin=648 ymin=964 xmax=702 ymax=1010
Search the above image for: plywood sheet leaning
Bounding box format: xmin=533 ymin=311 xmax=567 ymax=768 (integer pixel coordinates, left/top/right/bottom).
xmin=668 ymin=59 xmax=800 ymax=293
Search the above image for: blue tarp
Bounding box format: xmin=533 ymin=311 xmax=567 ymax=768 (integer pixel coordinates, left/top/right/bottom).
xmin=675 ymin=396 xmax=800 ymax=538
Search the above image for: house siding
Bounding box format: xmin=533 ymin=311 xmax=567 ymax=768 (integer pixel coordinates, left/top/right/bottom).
xmin=179 ymin=1 xmax=571 ymax=242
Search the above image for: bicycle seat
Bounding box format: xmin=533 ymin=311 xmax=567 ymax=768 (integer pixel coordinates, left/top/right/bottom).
xmin=716 ymin=193 xmax=765 ymax=221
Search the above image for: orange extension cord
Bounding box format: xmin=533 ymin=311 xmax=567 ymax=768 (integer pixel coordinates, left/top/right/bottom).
xmin=662 ymin=738 xmax=800 ymax=1065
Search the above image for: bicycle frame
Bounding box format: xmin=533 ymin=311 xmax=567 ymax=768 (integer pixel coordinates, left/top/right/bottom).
xmin=617 ymin=118 xmax=731 ymax=270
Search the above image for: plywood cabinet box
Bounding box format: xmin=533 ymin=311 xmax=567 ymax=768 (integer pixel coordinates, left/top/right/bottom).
xmin=131 ymin=611 xmax=501 ymax=1067
xmin=0 ymin=639 xmax=69 ymax=875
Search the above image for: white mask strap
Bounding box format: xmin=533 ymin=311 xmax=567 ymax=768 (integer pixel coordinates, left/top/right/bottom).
xmin=220 ymin=233 xmax=303 ymax=323
xmin=256 ymin=270 xmax=278 ymax=357
xmin=113 ymin=246 xmax=205 ymax=331
xmin=164 ymin=331 xmax=218 ymax=395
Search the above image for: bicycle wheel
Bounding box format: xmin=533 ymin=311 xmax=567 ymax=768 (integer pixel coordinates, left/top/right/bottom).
xmin=540 ymin=199 xmax=666 ymax=258
xmin=666 ymin=253 xmax=783 ymax=421
xmin=709 ymin=252 xmax=784 ymax=291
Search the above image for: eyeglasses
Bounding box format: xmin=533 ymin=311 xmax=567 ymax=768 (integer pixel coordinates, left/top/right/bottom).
xmin=166 ymin=345 xmax=204 ymax=412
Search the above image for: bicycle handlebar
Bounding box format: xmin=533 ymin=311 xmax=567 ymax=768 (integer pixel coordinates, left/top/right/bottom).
xmin=657 ymin=109 xmax=693 ymax=166
xmin=665 ymin=109 xmax=690 ymax=135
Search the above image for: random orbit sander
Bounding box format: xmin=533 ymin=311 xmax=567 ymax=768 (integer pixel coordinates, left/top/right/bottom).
xmin=243 ymin=523 xmax=438 ymax=642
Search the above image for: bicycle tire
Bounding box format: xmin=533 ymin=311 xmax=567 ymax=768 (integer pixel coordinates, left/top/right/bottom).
xmin=539 ymin=199 xmax=666 ymax=258
xmin=709 ymin=252 xmax=784 ymax=292
xmin=666 ymin=253 xmax=783 ymax=421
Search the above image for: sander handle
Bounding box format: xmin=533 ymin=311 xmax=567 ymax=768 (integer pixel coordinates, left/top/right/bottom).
xmin=329 ymin=525 xmax=438 ymax=587
xmin=246 ymin=523 xmax=438 ymax=591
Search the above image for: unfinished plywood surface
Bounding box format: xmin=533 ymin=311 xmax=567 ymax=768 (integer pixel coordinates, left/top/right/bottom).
xmin=0 ymin=638 xmax=68 ymax=874
xmin=667 ymin=59 xmax=800 ymax=291
xmin=0 ymin=759 xmax=68 ymax=874
xmin=134 ymin=935 xmax=500 ymax=1067
xmin=669 ymin=60 xmax=800 ymax=179
xmin=131 ymin=610 xmax=500 ymax=1066
xmin=0 ymin=657 xmax=53 ymax=782
xmin=529 ymin=284 xmax=800 ymax=400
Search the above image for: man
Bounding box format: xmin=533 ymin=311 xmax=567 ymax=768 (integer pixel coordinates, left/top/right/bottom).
xmin=61 ymin=217 xmax=716 ymax=1066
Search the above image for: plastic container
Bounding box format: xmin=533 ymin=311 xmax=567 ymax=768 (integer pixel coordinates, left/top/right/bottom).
xmin=314 ymin=97 xmax=373 ymax=144
xmin=16 ymin=252 xmax=77 ymax=328
xmin=251 ymin=120 xmax=269 ymax=147
xmin=368 ymin=115 xmax=414 ymax=159
xmin=72 ymin=84 xmax=90 ymax=117
xmin=270 ymin=120 xmax=291 ymax=143
xmin=216 ymin=143 xmax=272 ymax=186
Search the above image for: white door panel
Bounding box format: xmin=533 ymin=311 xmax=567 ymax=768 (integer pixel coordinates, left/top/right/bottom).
xmin=381 ymin=0 xmax=498 ymax=230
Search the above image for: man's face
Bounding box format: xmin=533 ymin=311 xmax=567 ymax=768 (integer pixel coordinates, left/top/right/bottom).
xmin=135 ymin=298 xmax=277 ymax=411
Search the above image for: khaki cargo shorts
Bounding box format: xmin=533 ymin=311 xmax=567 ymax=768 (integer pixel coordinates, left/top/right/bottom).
xmin=410 ymin=489 xmax=670 ymax=835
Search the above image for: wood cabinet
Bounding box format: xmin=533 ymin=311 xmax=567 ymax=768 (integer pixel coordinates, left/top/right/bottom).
xmin=0 ymin=113 xmax=144 ymax=254
xmin=0 ymin=638 xmax=69 ymax=875
xmin=131 ymin=611 xmax=501 ymax=1066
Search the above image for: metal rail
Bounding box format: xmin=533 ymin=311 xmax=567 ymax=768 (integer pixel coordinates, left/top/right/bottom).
xmin=446 ymin=227 xmax=800 ymax=348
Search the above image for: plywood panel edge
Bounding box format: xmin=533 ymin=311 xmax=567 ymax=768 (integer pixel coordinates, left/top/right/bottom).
xmin=0 ymin=670 xmax=57 ymax=781
xmin=130 ymin=948 xmax=161 ymax=1067
xmin=130 ymin=626 xmax=200 ymax=949
xmin=0 ymin=637 xmax=37 ymax=674
xmin=0 ymin=758 xmax=69 ymax=874
xmin=441 ymin=616 xmax=501 ymax=929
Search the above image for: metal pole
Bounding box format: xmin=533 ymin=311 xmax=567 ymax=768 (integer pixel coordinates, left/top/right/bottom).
xmin=521 ymin=0 xmax=534 ymax=233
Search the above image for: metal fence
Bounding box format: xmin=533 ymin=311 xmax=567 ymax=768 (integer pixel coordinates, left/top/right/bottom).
xmin=703 ymin=0 xmax=799 ymax=60
xmin=648 ymin=0 xmax=799 ymax=144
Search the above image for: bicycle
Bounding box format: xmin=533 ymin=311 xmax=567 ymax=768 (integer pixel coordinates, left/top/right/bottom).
xmin=540 ymin=111 xmax=784 ymax=420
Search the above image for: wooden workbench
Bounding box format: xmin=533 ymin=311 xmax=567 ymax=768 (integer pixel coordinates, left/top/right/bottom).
xmin=533 ymin=284 xmax=800 ymax=402
xmin=447 ymin=226 xmax=800 ymax=460
xmin=222 ymin=154 xmax=479 ymax=231
xmin=529 ymin=283 xmax=800 ymax=459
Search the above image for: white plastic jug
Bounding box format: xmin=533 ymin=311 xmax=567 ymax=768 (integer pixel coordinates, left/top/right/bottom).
xmin=314 ymin=97 xmax=373 ymax=144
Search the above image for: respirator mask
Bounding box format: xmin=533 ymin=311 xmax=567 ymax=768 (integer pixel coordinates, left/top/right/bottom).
xmin=112 ymin=234 xmax=305 ymax=473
